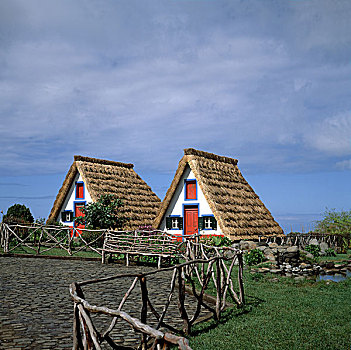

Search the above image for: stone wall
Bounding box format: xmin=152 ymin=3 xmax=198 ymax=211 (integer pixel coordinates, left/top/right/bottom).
xmin=233 ymin=240 xmax=351 ymax=280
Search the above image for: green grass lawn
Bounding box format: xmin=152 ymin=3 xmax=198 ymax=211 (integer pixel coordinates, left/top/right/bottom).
xmin=190 ymin=270 xmax=351 ymax=350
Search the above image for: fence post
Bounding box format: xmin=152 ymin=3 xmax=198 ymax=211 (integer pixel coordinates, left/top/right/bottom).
xmin=140 ymin=276 xmax=148 ymax=350
xmin=5 ymin=224 xmax=9 ymax=253
xmin=177 ymin=266 xmax=190 ymax=335
xmin=237 ymin=253 xmax=245 ymax=305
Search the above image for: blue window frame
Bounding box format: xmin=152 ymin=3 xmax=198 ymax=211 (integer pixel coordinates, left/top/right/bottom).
xmin=61 ymin=210 xmax=73 ymax=223
xmin=184 ymin=179 xmax=197 ymax=201
xmin=75 ymin=181 xmax=85 ymax=200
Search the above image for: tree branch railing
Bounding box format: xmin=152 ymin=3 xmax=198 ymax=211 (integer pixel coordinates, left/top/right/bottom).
xmin=70 ymin=250 xmax=244 ymax=349
xmin=101 ymin=230 xmax=187 ymax=267
xmin=0 ymin=222 xmax=105 ymax=257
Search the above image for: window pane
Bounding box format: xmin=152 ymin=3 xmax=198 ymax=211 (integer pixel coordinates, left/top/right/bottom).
xmin=76 ymin=183 xmax=84 ymax=198
xmin=186 ymin=181 xmax=196 ymax=199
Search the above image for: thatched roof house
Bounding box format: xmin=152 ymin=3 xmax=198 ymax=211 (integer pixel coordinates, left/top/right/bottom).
xmin=48 ymin=155 xmax=161 ymax=229
xmin=154 ymin=148 xmax=283 ymax=240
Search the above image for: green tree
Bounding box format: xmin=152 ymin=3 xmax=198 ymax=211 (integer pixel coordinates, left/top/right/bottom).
xmin=3 ymin=204 xmax=34 ymax=224
xmin=315 ymin=208 xmax=351 ymax=252
xmin=315 ymin=208 xmax=351 ymax=235
xmin=75 ymin=194 xmax=128 ymax=229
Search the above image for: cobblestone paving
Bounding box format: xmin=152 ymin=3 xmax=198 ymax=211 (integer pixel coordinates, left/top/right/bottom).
xmin=0 ymin=257 xmax=201 ymax=349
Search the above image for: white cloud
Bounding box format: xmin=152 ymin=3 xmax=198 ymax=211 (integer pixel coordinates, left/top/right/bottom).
xmin=305 ymin=112 xmax=351 ymax=156
xmin=336 ymin=159 xmax=351 ymax=170
xmin=0 ymin=0 xmax=351 ymax=176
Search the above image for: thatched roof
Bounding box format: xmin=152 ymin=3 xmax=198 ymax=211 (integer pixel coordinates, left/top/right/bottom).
xmin=154 ymin=148 xmax=283 ymax=240
xmin=48 ymin=156 xmax=161 ymax=229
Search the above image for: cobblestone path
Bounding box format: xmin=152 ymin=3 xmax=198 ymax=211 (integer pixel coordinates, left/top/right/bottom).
xmin=0 ymin=257 xmax=201 ymax=350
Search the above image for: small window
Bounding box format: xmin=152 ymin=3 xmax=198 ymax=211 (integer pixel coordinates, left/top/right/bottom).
xmin=185 ymin=180 xmax=196 ymax=200
xmin=204 ymin=217 xmax=212 ymax=229
xmin=172 ymin=218 xmax=179 ymax=229
xmin=166 ymin=216 xmax=183 ymax=230
xmin=76 ymin=182 xmax=84 ymax=199
xmin=61 ymin=211 xmax=73 ymax=222
xmin=198 ymin=216 xmax=217 ymax=230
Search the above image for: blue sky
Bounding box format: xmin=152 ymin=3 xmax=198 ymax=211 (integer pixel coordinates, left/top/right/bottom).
xmin=0 ymin=0 xmax=350 ymax=233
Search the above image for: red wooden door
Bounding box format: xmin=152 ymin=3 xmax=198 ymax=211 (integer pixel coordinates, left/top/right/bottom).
xmin=74 ymin=203 xmax=85 ymax=236
xmin=184 ymin=206 xmax=198 ymax=236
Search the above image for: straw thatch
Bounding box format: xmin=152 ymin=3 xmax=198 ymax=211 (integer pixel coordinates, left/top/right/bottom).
xmin=48 ymin=156 xmax=161 ymax=229
xmin=154 ymin=148 xmax=283 ymax=240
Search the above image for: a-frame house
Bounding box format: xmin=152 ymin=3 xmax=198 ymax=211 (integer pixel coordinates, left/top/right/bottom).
xmin=154 ymin=148 xmax=283 ymax=240
xmin=48 ymin=155 xmax=160 ymax=230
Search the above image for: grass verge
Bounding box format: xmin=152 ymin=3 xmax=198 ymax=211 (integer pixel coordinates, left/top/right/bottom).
xmin=190 ymin=270 xmax=351 ymax=350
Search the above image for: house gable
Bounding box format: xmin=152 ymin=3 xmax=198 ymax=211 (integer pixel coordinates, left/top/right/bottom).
xmin=48 ymin=155 xmax=161 ymax=229
xmin=154 ymin=148 xmax=283 ymax=240
xmin=159 ymin=164 xmax=221 ymax=235
xmin=56 ymin=172 xmax=93 ymax=224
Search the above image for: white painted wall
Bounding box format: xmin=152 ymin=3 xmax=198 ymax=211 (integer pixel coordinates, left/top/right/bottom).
xmin=56 ymin=172 xmax=93 ymax=225
xmin=160 ymin=165 xmax=222 ymax=236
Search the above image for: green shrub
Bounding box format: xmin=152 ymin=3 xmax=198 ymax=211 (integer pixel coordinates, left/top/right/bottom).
xmin=3 ymin=204 xmax=34 ymax=224
xmin=305 ymin=244 xmax=321 ymax=258
xmin=200 ymin=235 xmax=232 ymax=247
xmin=75 ymin=194 xmax=128 ymax=229
xmin=324 ymin=248 xmax=336 ymax=257
xmin=244 ymin=249 xmax=265 ymax=266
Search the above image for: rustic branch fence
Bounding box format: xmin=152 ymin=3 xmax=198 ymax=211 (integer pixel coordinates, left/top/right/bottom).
xmin=0 ymin=223 xmax=189 ymax=262
xmin=101 ymin=230 xmax=186 ymax=267
xmin=70 ymin=246 xmax=244 ymax=350
xmin=0 ymin=222 xmax=105 ymax=257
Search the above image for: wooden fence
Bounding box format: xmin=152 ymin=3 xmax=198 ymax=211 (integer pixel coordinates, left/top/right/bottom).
xmin=0 ymin=222 xmax=105 ymax=256
xmin=70 ymin=247 xmax=244 ymax=349
xmin=101 ymin=230 xmax=184 ymax=267
xmin=0 ymin=223 xmax=191 ymax=261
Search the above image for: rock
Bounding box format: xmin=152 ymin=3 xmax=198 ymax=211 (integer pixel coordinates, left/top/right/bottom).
xmin=257 ymin=246 xmax=266 ymax=252
xmin=269 ymin=269 xmax=281 ymax=274
xmin=306 ymin=253 xmax=314 ymax=259
xmin=309 ymin=238 xmax=319 ymax=246
xmin=268 ymin=242 xmax=279 ymax=248
xmin=287 ymin=246 xmax=299 ymax=253
xmin=259 ymin=268 xmax=270 ymax=273
xmin=231 ymin=243 xmax=240 ymax=249
xmin=224 ymin=251 xmax=235 ymax=259
xmin=266 ymin=254 xmax=276 ymax=261
xmin=319 ymin=251 xmax=326 ymax=256
xmin=247 ymin=241 xmax=257 ymax=250
xmin=319 ymin=242 xmax=329 ymax=251
xmin=239 ymin=240 xmax=249 ymax=250
xmin=263 ymin=247 xmax=273 ymax=255
xmin=294 ymin=276 xmax=305 ymax=282
xmin=284 ymin=252 xmax=299 ymax=259
xmin=325 ymin=262 xmax=334 ymax=269
xmin=277 ymin=247 xmax=287 ymax=253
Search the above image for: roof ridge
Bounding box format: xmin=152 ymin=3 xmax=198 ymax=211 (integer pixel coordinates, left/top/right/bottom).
xmin=74 ymin=155 xmax=134 ymax=169
xmin=184 ymin=148 xmax=238 ymax=165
